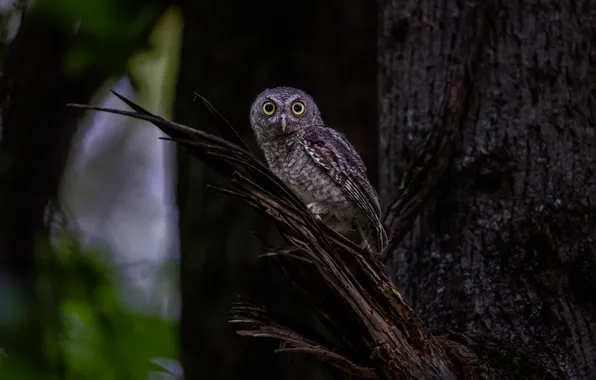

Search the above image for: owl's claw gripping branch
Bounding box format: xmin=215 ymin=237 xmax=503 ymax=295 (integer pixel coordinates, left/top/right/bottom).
xmin=306 ymin=201 xmax=325 ymax=220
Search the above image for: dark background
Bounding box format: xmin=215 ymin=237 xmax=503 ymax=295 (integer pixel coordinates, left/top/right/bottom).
xmin=174 ymin=1 xmax=377 ymax=379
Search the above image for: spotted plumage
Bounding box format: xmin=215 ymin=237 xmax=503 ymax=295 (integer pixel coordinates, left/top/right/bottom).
xmin=249 ymin=86 xmax=388 ymax=254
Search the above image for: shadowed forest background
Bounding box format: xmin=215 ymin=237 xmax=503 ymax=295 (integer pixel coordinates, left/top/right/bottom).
xmin=0 ymin=0 xmax=595 ymax=379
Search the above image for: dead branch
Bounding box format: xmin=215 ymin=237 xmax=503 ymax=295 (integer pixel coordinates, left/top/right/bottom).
xmin=67 ymin=94 xmax=473 ymax=379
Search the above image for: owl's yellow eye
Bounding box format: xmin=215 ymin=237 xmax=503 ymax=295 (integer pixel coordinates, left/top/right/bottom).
xmin=291 ymin=101 xmax=306 ymax=115
xmin=262 ymin=101 xmax=276 ymax=115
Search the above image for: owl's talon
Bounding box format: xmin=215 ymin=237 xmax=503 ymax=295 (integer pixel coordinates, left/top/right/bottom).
xmin=306 ymin=202 xmax=325 ymax=221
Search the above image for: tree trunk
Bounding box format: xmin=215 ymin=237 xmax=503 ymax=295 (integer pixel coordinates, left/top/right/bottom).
xmin=380 ymin=0 xmax=596 ymax=379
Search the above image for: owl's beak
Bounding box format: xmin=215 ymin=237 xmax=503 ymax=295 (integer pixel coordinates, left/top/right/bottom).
xmin=280 ymin=114 xmax=287 ymax=132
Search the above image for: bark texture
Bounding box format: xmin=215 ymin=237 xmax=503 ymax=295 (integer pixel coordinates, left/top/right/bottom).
xmin=380 ymin=0 xmax=596 ymax=379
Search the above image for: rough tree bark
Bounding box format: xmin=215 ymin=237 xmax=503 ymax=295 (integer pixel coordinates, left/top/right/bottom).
xmin=380 ymin=0 xmax=596 ymax=379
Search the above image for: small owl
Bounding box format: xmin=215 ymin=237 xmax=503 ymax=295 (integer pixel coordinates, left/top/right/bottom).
xmin=249 ymin=86 xmax=388 ymax=254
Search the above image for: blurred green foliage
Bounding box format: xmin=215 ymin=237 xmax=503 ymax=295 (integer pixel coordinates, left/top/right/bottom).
xmin=0 ymin=1 xmax=183 ymax=377
xmin=57 ymin=235 xmax=177 ymax=379
xmin=0 ymin=230 xmax=179 ymax=380
xmin=36 ymin=0 xmax=167 ymax=77
xmin=129 ymin=6 xmax=182 ymax=118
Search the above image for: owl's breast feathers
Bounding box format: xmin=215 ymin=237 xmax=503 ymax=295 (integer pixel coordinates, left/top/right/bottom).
xmin=299 ymin=126 xmax=388 ymax=249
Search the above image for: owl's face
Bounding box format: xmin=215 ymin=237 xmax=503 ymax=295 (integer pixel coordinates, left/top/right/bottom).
xmin=250 ymin=86 xmax=322 ymax=142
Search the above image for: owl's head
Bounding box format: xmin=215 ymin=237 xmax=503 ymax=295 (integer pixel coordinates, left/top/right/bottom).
xmin=249 ymin=86 xmax=323 ymax=142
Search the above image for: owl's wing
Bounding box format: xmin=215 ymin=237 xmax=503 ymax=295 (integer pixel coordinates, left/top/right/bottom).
xmin=300 ymin=127 xmax=387 ymax=250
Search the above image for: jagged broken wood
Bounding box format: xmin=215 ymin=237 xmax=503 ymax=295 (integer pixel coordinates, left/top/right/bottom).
xmin=67 ymin=93 xmax=492 ymax=380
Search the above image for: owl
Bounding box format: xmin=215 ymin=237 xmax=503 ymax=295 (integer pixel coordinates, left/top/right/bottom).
xmin=249 ymin=86 xmax=388 ymax=254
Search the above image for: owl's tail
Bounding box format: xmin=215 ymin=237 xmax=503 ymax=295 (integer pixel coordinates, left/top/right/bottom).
xmin=356 ymin=221 xmax=388 ymax=256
